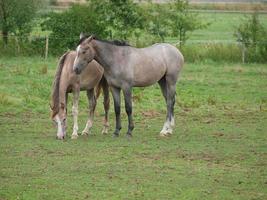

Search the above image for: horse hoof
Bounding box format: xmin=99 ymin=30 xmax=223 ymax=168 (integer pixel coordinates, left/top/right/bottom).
xmin=71 ymin=134 xmax=78 ymax=139
xmin=125 ymin=133 xmax=132 ymax=140
xmin=81 ymin=131 xmax=89 ymax=136
xmin=56 ymin=135 xmax=64 ymax=140
xmin=113 ymin=133 xmax=119 ymax=138
xmin=126 ymin=133 xmax=132 ymax=138
xmin=101 ymin=129 xmax=108 ymax=135
xmin=159 ymin=132 xmax=171 ymax=137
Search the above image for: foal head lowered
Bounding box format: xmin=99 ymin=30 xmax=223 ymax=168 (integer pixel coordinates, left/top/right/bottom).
xmin=73 ymin=36 xmax=95 ymax=74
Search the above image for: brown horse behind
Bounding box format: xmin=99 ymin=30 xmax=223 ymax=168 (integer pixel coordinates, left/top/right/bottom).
xmin=51 ymin=51 xmax=109 ymax=139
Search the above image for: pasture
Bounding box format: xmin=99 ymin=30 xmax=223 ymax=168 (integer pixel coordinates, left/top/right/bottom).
xmin=0 ymin=56 xmax=266 ymax=199
xmin=166 ymin=11 xmax=267 ymax=43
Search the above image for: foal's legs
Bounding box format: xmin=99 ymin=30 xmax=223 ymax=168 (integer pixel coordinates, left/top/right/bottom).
xmin=110 ymin=86 xmax=121 ymax=136
xmin=71 ymin=87 xmax=80 ymax=139
xmin=160 ymin=76 xmax=176 ymax=136
xmin=101 ymin=79 xmax=110 ymax=135
xmin=82 ymin=89 xmax=96 ymax=135
xmin=123 ymin=88 xmax=134 ymax=137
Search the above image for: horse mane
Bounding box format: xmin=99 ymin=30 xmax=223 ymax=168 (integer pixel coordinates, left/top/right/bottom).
xmin=50 ymin=51 xmax=70 ymax=118
xmin=78 ymin=34 xmax=130 ymax=47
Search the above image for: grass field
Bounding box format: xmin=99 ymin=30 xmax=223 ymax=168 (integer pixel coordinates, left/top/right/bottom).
xmin=0 ymin=56 xmax=266 ymax=199
xmin=30 ymin=11 xmax=267 ymax=43
xmin=166 ymin=11 xmax=267 ymax=43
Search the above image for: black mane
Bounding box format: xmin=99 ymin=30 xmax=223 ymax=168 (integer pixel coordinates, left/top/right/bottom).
xmin=78 ymin=34 xmax=130 ymax=46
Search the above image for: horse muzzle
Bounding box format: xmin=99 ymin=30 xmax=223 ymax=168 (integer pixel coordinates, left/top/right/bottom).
xmin=74 ymin=67 xmax=81 ymax=75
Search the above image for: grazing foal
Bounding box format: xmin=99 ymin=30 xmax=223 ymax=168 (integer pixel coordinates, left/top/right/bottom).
xmin=51 ymin=51 xmax=109 ymax=139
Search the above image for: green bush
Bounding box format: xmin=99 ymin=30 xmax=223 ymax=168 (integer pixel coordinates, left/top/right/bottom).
xmin=235 ymin=12 xmax=267 ymax=63
xmin=41 ymin=4 xmax=107 ymax=55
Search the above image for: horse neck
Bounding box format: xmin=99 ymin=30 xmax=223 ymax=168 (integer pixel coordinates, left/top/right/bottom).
xmin=59 ymin=71 xmax=69 ymax=106
xmin=56 ymin=74 xmax=69 ymax=115
xmin=93 ymin=40 xmax=120 ymax=70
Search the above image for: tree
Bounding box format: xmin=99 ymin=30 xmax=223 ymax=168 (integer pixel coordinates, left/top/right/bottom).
xmin=88 ymin=0 xmax=144 ymax=40
xmin=0 ymin=0 xmax=42 ymax=45
xmin=236 ymin=12 xmax=266 ymax=48
xmin=169 ymin=0 xmax=208 ymax=47
xmin=145 ymin=3 xmax=171 ymax=42
xmin=235 ymin=12 xmax=267 ymax=62
xmin=42 ymin=4 xmax=107 ymax=55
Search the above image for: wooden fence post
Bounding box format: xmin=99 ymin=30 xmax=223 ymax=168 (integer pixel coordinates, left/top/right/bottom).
xmin=241 ymin=43 xmax=246 ymax=64
xmin=15 ymin=36 xmax=20 ymax=55
xmin=45 ymin=35 xmax=49 ymax=60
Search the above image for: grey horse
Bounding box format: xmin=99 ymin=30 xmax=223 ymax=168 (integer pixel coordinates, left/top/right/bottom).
xmin=73 ymin=34 xmax=184 ymax=137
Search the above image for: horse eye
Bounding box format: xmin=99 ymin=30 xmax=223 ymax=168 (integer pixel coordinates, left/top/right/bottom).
xmin=82 ymin=51 xmax=86 ymax=54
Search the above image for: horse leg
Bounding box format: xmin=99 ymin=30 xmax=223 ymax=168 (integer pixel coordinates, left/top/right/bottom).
xmin=82 ymin=88 xmax=96 ymax=135
xmin=101 ymin=81 xmax=110 ymax=135
xmin=158 ymin=76 xmax=167 ymax=103
xmin=110 ymin=86 xmax=121 ymax=137
xmin=123 ymin=88 xmax=134 ymax=137
xmin=71 ymin=87 xmax=80 ymax=139
xmin=160 ymin=77 xmax=176 ymax=136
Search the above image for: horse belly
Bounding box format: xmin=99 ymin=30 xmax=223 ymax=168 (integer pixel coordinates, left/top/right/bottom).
xmin=133 ymin=64 xmax=166 ymax=87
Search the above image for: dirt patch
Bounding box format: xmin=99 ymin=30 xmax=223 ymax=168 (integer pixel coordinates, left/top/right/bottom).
xmin=141 ymin=110 xmax=161 ymax=118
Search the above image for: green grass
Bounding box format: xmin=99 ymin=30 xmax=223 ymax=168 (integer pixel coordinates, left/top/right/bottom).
xmin=30 ymin=11 xmax=267 ymax=43
xmin=0 ymin=57 xmax=267 ymax=199
xmin=166 ymin=12 xmax=267 ymax=43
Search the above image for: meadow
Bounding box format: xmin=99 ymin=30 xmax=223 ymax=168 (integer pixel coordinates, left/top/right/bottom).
xmin=0 ymin=56 xmax=266 ymax=199
xmin=166 ymin=11 xmax=267 ymax=43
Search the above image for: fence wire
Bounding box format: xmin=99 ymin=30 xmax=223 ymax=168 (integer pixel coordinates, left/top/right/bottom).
xmin=1 ymin=34 xmax=266 ymax=63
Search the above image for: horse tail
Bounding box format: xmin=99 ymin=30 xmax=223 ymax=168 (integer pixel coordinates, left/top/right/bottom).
xmin=95 ymin=82 xmax=102 ymax=100
xmin=50 ymin=51 xmax=70 ymax=118
xmin=95 ymin=76 xmax=110 ymax=109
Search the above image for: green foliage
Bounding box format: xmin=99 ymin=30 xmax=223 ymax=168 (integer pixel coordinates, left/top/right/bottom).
xmin=169 ymin=0 xmax=209 ymax=47
xmin=88 ymin=0 xmax=144 ymax=40
xmin=235 ymin=12 xmax=267 ymax=62
xmin=41 ymin=4 xmax=107 ymax=55
xmin=140 ymin=1 xmax=208 ymax=45
xmin=0 ymin=0 xmax=42 ymax=44
xmin=142 ymin=3 xmax=171 ymax=42
xmin=42 ymin=0 xmax=145 ymax=53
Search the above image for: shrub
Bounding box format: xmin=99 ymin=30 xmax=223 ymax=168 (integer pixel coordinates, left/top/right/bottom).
xmin=235 ymin=12 xmax=267 ymax=63
xmin=41 ymin=4 xmax=107 ymax=55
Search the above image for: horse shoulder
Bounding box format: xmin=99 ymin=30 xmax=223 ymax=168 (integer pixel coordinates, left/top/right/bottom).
xmin=79 ymin=60 xmax=103 ymax=89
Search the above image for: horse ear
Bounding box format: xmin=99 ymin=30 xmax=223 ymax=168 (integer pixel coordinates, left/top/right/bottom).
xmin=80 ymin=32 xmax=85 ymax=39
xmin=85 ymin=35 xmax=94 ymax=43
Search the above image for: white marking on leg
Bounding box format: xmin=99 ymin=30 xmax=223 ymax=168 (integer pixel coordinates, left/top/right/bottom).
xmin=101 ymin=119 xmax=109 ymax=135
xmin=171 ymin=115 xmax=175 ymax=127
xmin=160 ymin=120 xmax=173 ymax=137
xmin=55 ymin=115 xmax=64 ymax=139
xmin=71 ymin=105 xmax=79 ymax=139
xmin=82 ymin=120 xmax=93 ymax=135
xmin=71 ymin=90 xmax=79 ymax=139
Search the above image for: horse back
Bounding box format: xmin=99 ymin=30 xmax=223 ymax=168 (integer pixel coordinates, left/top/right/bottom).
xmin=130 ymin=44 xmax=183 ymax=87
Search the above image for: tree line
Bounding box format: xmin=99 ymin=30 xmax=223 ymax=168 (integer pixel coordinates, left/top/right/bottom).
xmin=0 ymin=0 xmax=266 ymax=62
